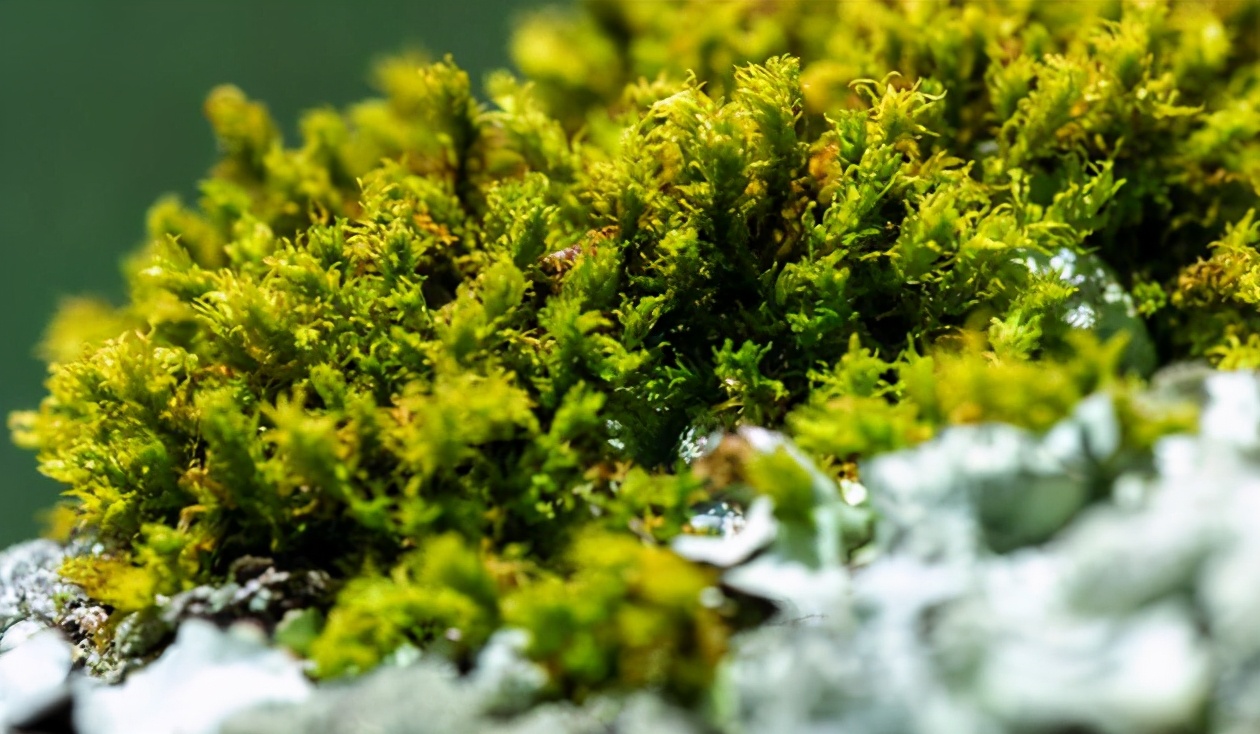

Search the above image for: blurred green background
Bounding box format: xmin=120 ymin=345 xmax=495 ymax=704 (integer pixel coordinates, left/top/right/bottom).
xmin=0 ymin=0 xmax=549 ymax=548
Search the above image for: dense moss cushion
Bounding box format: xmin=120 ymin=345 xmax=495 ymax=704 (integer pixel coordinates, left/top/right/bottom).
xmin=8 ymin=0 xmax=1258 ymax=700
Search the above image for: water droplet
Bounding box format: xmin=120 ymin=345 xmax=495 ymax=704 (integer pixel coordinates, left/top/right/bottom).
xmin=684 ymin=501 xmax=747 ymax=538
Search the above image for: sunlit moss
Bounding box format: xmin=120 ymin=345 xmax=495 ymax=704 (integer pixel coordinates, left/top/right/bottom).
xmin=8 ymin=0 xmax=1258 ymax=701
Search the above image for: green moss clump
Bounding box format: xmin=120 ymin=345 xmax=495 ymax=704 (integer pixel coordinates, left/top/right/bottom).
xmin=8 ymin=0 xmax=1258 ymax=702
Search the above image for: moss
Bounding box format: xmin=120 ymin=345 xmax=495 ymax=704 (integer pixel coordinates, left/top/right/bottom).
xmin=9 ymin=0 xmax=1259 ymax=703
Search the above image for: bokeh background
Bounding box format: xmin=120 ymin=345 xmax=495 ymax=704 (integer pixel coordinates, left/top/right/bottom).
xmin=0 ymin=0 xmax=550 ymax=547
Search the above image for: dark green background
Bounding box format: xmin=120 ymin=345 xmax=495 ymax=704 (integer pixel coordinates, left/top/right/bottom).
xmin=0 ymin=1 xmax=549 ymax=548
